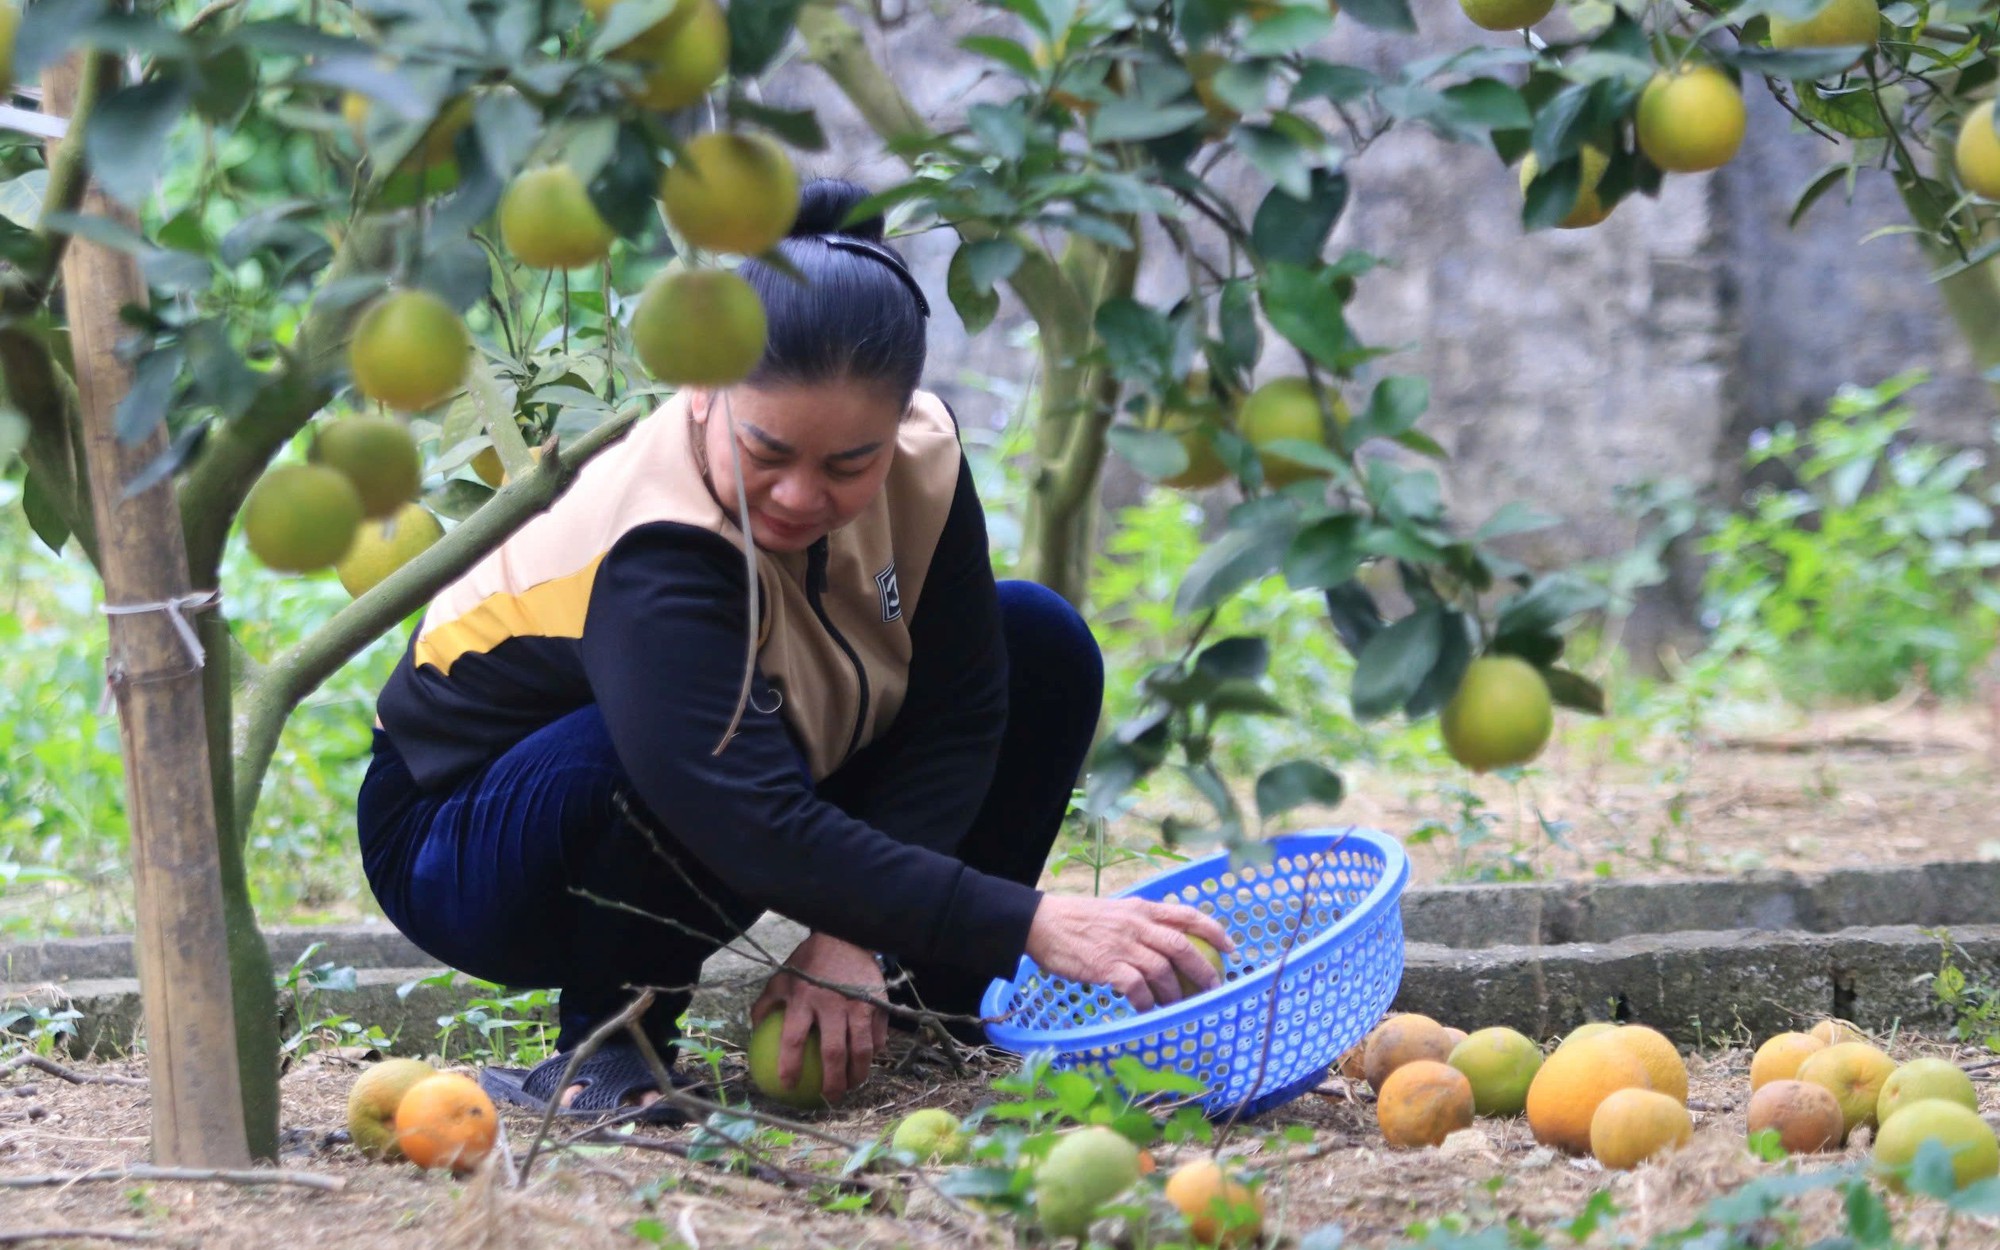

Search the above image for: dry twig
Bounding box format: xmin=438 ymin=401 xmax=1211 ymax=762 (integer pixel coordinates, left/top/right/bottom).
xmin=0 ymin=1165 xmax=343 ymax=1193
xmin=0 ymin=1231 xmax=162 ymax=1246
xmin=0 ymin=1054 xmax=147 ymax=1087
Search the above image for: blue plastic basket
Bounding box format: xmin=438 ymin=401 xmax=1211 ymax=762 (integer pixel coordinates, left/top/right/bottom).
xmin=979 ymin=828 xmax=1409 ymax=1119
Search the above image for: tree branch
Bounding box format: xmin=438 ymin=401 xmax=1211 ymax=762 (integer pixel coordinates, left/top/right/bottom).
xmin=229 ymin=407 xmax=642 ymax=836
xmin=0 ymin=49 xmax=107 ymax=315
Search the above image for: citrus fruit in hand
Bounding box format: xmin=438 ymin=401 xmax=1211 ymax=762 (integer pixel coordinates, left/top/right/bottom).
xmin=349 ymin=289 xmax=470 ymax=413
xmin=1956 ymin=102 xmax=2000 ymax=200
xmin=500 ymin=165 xmax=615 ymax=270
xmin=242 ymin=465 xmax=364 ymax=573
xmin=1873 ymin=1099 xmax=2000 ymax=1191
xmin=1448 ymin=1026 xmax=1543 ymax=1117
xmin=311 ymin=415 xmax=422 ymax=519
xmin=1377 ymin=1059 xmax=1476 ymax=1148
xmin=1520 ymin=145 xmax=1613 ymax=229
xmin=394 ymin=1072 xmax=498 ymax=1173
xmin=1796 ymin=1041 xmax=1897 ymax=1141
xmin=1458 ymin=0 xmax=1553 ymax=30
xmin=1034 ymin=1126 xmax=1142 ymax=1239
xmin=1748 ymin=1079 xmax=1844 ymax=1155
xmin=1175 ymin=935 xmax=1227 ymax=999
xmin=1878 ymin=1057 xmax=1979 ymax=1124
xmin=1769 ymin=0 xmax=1878 ymax=48
xmin=1636 ymin=66 xmax=1746 ymax=173
xmin=890 ymin=1107 xmax=966 ymax=1162
xmin=660 ymin=131 xmax=799 ymax=256
xmin=1239 ymin=376 xmax=1341 ymax=487
xmin=1525 ymin=1035 xmax=1650 ymax=1155
xmin=631 ymin=268 xmax=768 ymax=386
xmin=1164 ymin=1158 xmax=1264 ymax=1246
xmin=1363 ymin=1013 xmax=1457 ymax=1093
xmin=748 ymin=1006 xmax=829 ymax=1109
xmin=338 ymin=503 xmax=444 ymax=598
xmin=1589 ymin=1087 xmax=1692 ymax=1170
xmin=1751 ymin=1032 xmax=1826 ymax=1090
xmin=1440 ymin=655 xmax=1554 ymax=772
xmin=347 ymin=1057 xmax=436 ymax=1161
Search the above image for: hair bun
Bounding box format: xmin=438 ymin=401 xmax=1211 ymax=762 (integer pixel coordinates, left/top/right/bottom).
xmin=789 ymin=178 xmax=886 ymax=243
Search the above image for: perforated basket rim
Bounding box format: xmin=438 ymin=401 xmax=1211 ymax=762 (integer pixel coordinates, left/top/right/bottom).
xmin=979 ymin=826 xmax=1409 ymax=1051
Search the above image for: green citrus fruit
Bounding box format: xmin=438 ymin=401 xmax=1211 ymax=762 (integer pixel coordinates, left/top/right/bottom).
xmin=1797 ymin=1041 xmax=1897 ymax=1140
xmin=1448 ymin=1026 xmax=1544 ymax=1118
xmin=631 ymin=268 xmax=768 ymax=386
xmin=242 ymin=464 xmax=364 ymax=574
xmin=1520 ymin=145 xmax=1613 ymax=229
xmin=604 ymin=0 xmax=729 ymax=112
xmin=1558 ymin=1021 xmax=1617 ymax=1050
xmin=1957 ymin=102 xmax=2000 ymax=199
xmin=1238 ymin=377 xmax=1343 ymax=488
xmin=1440 ymin=655 xmax=1554 ymax=773
xmin=1769 ymin=0 xmax=1878 ymax=48
xmin=890 ymin=1108 xmax=967 ymax=1163
xmin=1873 ymin=1099 xmax=2000 ymax=1192
xmin=1459 ymin=0 xmax=1554 ymax=30
xmin=349 ymin=289 xmax=470 ymax=413
xmin=311 ymin=415 xmax=422 ymax=520
xmin=500 ymin=165 xmax=616 ymax=270
xmin=1636 ymin=66 xmax=1746 ymax=173
xmin=1035 ymin=1126 xmax=1142 ymax=1240
xmin=0 ymin=3 xmax=21 ymax=97
xmin=1878 ymin=1057 xmax=1979 ymax=1126
xmin=472 ymin=446 xmax=505 ymax=488
xmin=660 ymin=131 xmax=799 ymax=256
xmin=747 ymin=1007 xmax=829 ymax=1110
xmin=1148 ymin=375 xmax=1232 ymax=489
xmin=337 ymin=503 xmax=444 ymax=598
xmin=347 ymin=1057 xmax=436 ymax=1161
xmin=1175 ymin=935 xmax=1228 ymax=999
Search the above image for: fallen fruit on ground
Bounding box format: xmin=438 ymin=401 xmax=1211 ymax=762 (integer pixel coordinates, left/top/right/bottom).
xmin=1520 ymin=146 xmax=1612 ymax=229
xmin=890 ymin=1108 xmax=965 ymax=1163
xmin=1176 ymin=935 xmax=1227 ymax=999
xmin=1557 ymin=1021 xmax=1617 ymax=1050
xmin=631 ymin=268 xmax=768 ymax=386
xmin=338 ymin=504 xmax=444 ymax=598
xmin=1797 ymin=1041 xmax=1897 ymax=1141
xmin=1878 ymin=1057 xmax=1979 ymax=1124
xmin=1338 ymin=1046 xmax=1365 ymax=1081
xmin=1448 ymin=1026 xmax=1543 ymax=1118
xmin=1238 ymin=376 xmax=1340 ymax=487
xmin=1768 ymin=0 xmax=1878 ymax=48
xmin=1873 ymin=1098 xmax=2000 ymax=1192
xmin=1604 ymin=1025 xmax=1689 ymax=1104
xmin=1590 ymin=1087 xmax=1693 ymax=1170
xmin=1458 ymin=0 xmax=1553 ymax=30
xmin=1636 ymin=66 xmax=1746 ymax=173
xmin=1035 ymin=1126 xmax=1142 ymax=1240
xmin=242 ymin=465 xmax=364 ymax=574
xmin=1363 ymin=1013 xmax=1457 ymax=1092
xmin=394 ymin=1072 xmax=497 ymax=1173
xmin=500 ymin=165 xmax=616 ymax=270
xmin=347 ymin=1058 xmax=436 ymax=1161
xmin=660 ymin=131 xmax=799 ymax=257
xmin=1163 ymin=1157 xmax=1264 ymax=1246
xmin=747 ymin=1007 xmax=829 ymax=1110
xmin=1959 ymin=102 xmax=2000 ymax=199
xmin=1809 ymin=1018 xmax=1867 ymax=1047
xmin=1440 ymin=656 xmax=1554 ymax=773
xmin=1750 ymin=1032 xmax=1826 ymax=1090
xmin=312 ymin=415 xmax=422 ymax=519
xmin=1746 ymin=1079 xmax=1844 ymax=1155
xmin=349 ymin=289 xmax=470 ymax=413
xmin=1377 ymin=1059 xmax=1476 ymax=1149
xmin=1525 ymin=1036 xmax=1651 ymax=1155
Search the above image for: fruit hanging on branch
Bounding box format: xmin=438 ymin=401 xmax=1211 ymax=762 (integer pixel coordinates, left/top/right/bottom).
xmin=631 ymin=268 xmax=769 ymax=386
xmin=348 ymin=289 xmax=471 ymax=413
xmin=661 ymin=131 xmax=800 ymax=256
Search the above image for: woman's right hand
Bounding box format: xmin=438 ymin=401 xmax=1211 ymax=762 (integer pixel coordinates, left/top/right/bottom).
xmin=1024 ymin=894 xmax=1235 ymax=1010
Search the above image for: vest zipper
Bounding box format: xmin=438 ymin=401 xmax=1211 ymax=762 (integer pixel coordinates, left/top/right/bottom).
xmin=807 ymin=538 xmax=869 ymax=760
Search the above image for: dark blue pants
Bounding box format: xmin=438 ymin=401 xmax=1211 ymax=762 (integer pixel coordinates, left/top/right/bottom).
xmin=357 ymin=580 xmax=1103 ymax=1050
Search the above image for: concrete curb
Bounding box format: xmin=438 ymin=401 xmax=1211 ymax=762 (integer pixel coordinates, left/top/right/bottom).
xmin=6 ymin=860 xmax=1997 ymax=1057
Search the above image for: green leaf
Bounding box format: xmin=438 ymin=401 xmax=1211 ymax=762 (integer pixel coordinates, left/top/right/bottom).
xmin=959 ymin=34 xmax=1039 ymax=79
xmin=1947 ymin=1177 xmax=2000 ymax=1217
xmin=191 ymin=44 xmax=257 ymax=126
xmin=967 ymin=103 xmax=1029 ymax=162
xmin=1335 ymin=0 xmax=1416 ymax=33
xmin=1255 ymin=760 xmax=1344 ymax=824
xmin=1107 ymin=424 xmax=1189 ymax=480
xmin=1492 ymin=630 xmax=1563 ymax=667
xmin=472 ymin=90 xmax=542 ymax=185
xmin=728 ymin=97 xmax=828 ymax=151
xmin=86 ymin=73 xmax=193 ymax=208
xmin=112 ymin=346 xmax=182 ymax=445
xmin=961 ymin=237 xmax=1024 ymax=293
xmin=1090 ymin=100 xmax=1209 ymax=142
xmin=1095 ymin=298 xmax=1177 ymax=385
xmin=1175 ymin=515 xmax=1297 ymax=613
xmin=1528 ymin=81 xmax=1591 ymax=170
xmin=729 ymin=0 xmax=803 ymax=77
xmin=1476 ymin=501 xmax=1558 ymax=540
xmin=184 ymin=322 xmax=262 ymax=420
xmin=1790 ymin=161 xmax=1855 ymax=228
xmin=1215 ymin=278 xmax=1260 ymax=376
xmin=1290 ymin=63 xmax=1378 ymax=106
xmin=1283 ymin=514 xmax=1362 ymax=589
xmin=1242 ymin=8 xmax=1335 ymax=53
xmin=1495 ymin=573 xmax=1608 ymax=638
xmin=1260 ymin=263 xmax=1360 ymax=372
xmin=1405 ymin=609 xmax=1475 ymax=719
xmin=1721 ymin=45 xmax=1868 ymax=80
xmin=415 ymin=237 xmax=492 ymax=314
xmin=1843 ymin=1181 xmax=1892 ymax=1245
xmin=1523 ymin=154 xmax=1586 ymax=232
xmin=588 ymin=0 xmax=677 ymax=54
xmin=1085 ymin=712 xmax=1172 ymax=816
xmin=0 ymin=170 xmax=46 ymax=229
xmin=946 ymin=245 xmax=1001 ymax=334
xmin=16 ymin=0 xmax=106 ymax=84
xmin=587 ymin=122 xmax=662 ymax=239
xmin=20 ymin=470 xmax=69 ymax=555
xmin=1353 ymin=376 xmax=1429 ymax=441
xmin=1796 ymin=83 xmax=1886 ymax=138
xmin=1252 ymin=169 xmax=1345 ymax=269
xmin=1235 ymin=124 xmax=1312 ymax=200
xmin=1204 ymin=681 xmax=1289 ymax=717
xmin=1195 ymin=635 xmax=1270 ymax=681
xmin=1435 ymin=79 xmax=1532 ymax=133
xmin=1540 ymin=666 xmax=1607 ymax=715
xmin=1322 ymin=581 xmax=1382 ymax=656
xmin=1350 ymin=607 xmax=1443 ymax=721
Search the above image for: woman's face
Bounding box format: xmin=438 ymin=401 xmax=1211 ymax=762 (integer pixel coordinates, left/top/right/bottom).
xmin=692 ymin=379 xmax=905 ymax=553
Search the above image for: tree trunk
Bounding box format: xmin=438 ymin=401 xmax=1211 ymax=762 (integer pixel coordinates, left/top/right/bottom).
xmin=46 ymin=55 xmax=249 ymax=1167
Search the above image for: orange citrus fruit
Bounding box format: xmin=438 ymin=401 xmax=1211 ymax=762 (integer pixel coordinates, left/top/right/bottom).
xmin=349 ymin=289 xmax=470 ymax=413
xmin=617 ymin=0 xmax=729 ymax=111
xmin=1362 ymin=1013 xmax=1457 ymax=1093
xmin=394 ymin=1072 xmax=498 ymax=1173
xmin=1590 ymin=1087 xmax=1693 ymax=1170
xmin=1746 ymin=1078 xmax=1844 ymax=1155
xmin=1035 ymin=1126 xmax=1142 ymax=1240
xmin=1557 ymin=1021 xmax=1617 ymax=1050
xmin=1957 ymin=102 xmax=2000 ymax=199
xmin=1769 ymin=0 xmax=1878 ymax=48
xmin=1751 ymin=1032 xmax=1826 ymax=1090
xmin=337 ymin=503 xmax=444 ymax=598
xmin=347 ymin=1057 xmax=436 ymax=1161
xmin=1377 ymin=1059 xmax=1476 ymax=1148
xmin=1878 ymin=1057 xmax=1979 ymax=1124
xmin=1809 ymin=1018 xmax=1868 ymax=1047
xmin=1525 ymin=1036 xmax=1651 ymax=1155
xmin=1163 ymin=1158 xmax=1264 ymax=1246
xmin=1520 ymin=146 xmax=1612 ymax=229
xmin=1603 ymin=1025 xmax=1689 ymax=1105
xmin=1796 ymin=1041 xmax=1897 ymax=1141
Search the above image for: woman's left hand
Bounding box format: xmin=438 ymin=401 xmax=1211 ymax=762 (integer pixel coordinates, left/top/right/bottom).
xmin=750 ymin=932 xmax=888 ymax=1101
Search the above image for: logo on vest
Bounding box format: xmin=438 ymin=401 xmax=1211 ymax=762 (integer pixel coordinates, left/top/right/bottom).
xmin=875 ymin=561 xmax=902 ymax=622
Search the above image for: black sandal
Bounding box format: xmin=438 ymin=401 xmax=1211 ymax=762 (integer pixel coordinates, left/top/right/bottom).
xmin=481 ymin=1041 xmax=699 ymax=1125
